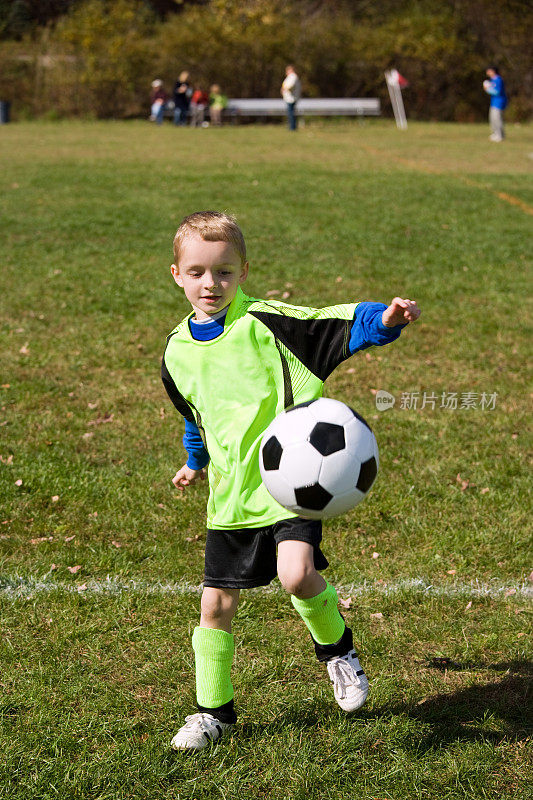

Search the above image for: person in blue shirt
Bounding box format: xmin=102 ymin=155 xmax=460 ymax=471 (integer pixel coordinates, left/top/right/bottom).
xmin=483 ymin=66 xmax=508 ymax=142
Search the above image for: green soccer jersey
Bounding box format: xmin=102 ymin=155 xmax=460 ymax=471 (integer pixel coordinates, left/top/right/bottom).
xmin=162 ymin=287 xmax=358 ymax=529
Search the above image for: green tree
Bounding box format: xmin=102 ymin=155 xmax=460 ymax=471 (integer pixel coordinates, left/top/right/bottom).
xmin=50 ymin=0 xmax=156 ymax=116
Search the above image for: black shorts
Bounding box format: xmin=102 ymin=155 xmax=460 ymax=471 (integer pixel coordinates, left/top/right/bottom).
xmin=203 ymin=517 xmax=329 ymax=589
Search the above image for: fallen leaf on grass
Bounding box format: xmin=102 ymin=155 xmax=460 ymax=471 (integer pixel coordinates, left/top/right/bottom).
xmin=82 ymin=432 xmax=94 ymax=440
xmin=111 ymin=541 xmax=122 ymax=548
xmin=77 ymin=583 xmax=87 ymax=592
xmin=87 ymin=402 xmax=98 ymax=410
xmin=0 ymin=455 xmax=13 ymax=465
xmin=370 ymin=612 xmax=384 ymax=620
xmin=447 ymin=569 xmax=456 ymax=575
xmin=19 ymin=343 xmax=30 ymax=356
xmin=339 ymin=597 xmax=352 ymax=609
xmin=31 ymin=537 xmax=53 ymax=544
xmin=465 ymin=601 xmax=472 ymax=610
xmin=64 ymin=535 xmax=75 ymax=542
xmin=372 ymin=552 xmax=380 ymax=559
xmin=51 ymin=495 xmax=59 ymax=503
xmin=15 ymin=479 xmax=23 ymax=486
xmin=505 ymin=588 xmax=516 ymax=597
xmin=456 ymin=474 xmax=471 ymax=491
xmin=480 ymin=487 xmax=490 ymax=494
xmin=87 ymin=413 xmax=114 ymax=426
xmin=266 ymin=289 xmax=280 ymax=296
xmin=67 ymin=565 xmax=82 ymax=574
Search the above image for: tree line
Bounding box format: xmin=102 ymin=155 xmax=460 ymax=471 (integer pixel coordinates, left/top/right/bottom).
xmin=0 ymin=0 xmax=531 ymax=121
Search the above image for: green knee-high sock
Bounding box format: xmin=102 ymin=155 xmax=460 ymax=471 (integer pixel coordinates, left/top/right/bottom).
xmin=192 ymin=626 xmax=234 ymax=709
xmin=291 ymin=582 xmax=346 ymax=645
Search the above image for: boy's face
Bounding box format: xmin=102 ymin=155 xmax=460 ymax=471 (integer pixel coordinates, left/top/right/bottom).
xmin=171 ymin=235 xmax=248 ymax=320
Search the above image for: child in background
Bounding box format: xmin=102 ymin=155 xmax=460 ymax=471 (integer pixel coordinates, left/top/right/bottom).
xmin=149 ymin=80 xmax=168 ymax=125
xmin=209 ymin=85 xmax=228 ymax=126
xmin=190 ymin=87 xmax=209 ymax=127
xmin=162 ymin=211 xmax=421 ymax=751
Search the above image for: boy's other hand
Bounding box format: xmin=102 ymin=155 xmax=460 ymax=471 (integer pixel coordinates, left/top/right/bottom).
xmin=382 ymin=297 xmax=421 ymax=327
xmin=172 ymin=465 xmax=206 ymax=491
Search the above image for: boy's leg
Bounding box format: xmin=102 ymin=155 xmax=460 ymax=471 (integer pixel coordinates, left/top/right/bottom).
xmin=277 ymin=540 xmax=344 ymax=643
xmin=277 ymin=539 xmax=368 ymax=712
xmin=194 ymin=587 xmax=239 ymax=720
xmin=171 ymin=587 xmax=239 ymax=751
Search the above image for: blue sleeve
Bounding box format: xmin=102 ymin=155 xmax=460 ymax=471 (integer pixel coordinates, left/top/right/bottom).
xmin=349 ymin=302 xmax=407 ymax=355
xmin=183 ymin=418 xmax=210 ymax=470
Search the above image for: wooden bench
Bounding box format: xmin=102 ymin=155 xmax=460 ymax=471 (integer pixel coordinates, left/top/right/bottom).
xmin=226 ymin=97 xmax=381 ymax=120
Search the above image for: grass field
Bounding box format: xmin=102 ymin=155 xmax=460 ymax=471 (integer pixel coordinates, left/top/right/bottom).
xmin=1 ymin=119 xmax=532 ymax=799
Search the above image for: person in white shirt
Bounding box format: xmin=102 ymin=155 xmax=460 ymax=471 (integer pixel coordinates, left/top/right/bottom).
xmin=281 ymin=65 xmax=301 ymax=131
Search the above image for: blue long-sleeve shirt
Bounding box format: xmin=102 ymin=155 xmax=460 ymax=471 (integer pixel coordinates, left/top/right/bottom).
xmin=485 ymin=75 xmax=507 ymax=109
xmin=182 ymin=301 xmax=405 ymax=469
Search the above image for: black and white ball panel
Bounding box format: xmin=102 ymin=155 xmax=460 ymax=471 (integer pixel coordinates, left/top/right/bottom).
xmin=259 ymin=397 xmax=379 ymax=520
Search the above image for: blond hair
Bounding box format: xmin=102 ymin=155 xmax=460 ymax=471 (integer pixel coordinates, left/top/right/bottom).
xmin=173 ymin=211 xmax=247 ymax=266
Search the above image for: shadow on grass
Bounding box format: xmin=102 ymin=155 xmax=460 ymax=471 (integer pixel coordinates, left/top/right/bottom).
xmin=236 ymin=659 xmax=532 ymax=750
xmin=424 ymin=656 xmax=533 ymax=675
xmin=360 ymin=658 xmax=533 ymax=750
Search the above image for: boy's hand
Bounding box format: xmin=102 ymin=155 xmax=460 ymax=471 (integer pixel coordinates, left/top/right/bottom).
xmin=382 ymin=297 xmax=421 ymax=328
xmin=172 ymin=464 xmax=206 ymax=492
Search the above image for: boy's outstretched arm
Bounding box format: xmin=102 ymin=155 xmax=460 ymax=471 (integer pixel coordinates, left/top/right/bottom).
xmin=381 ymin=297 xmax=421 ymax=328
xmin=172 ymin=464 xmax=206 ymax=492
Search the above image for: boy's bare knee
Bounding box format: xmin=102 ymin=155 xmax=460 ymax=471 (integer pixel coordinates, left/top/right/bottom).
xmin=278 ymin=562 xmax=317 ymax=597
xmin=200 ymin=587 xmax=239 ymax=626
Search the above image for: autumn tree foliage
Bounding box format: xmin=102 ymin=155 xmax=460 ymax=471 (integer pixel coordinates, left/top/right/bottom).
xmin=0 ymin=0 xmax=531 ymax=120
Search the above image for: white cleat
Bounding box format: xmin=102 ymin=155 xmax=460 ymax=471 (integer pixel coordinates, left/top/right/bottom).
xmin=326 ymin=649 xmax=369 ymax=712
xmin=170 ymin=712 xmax=234 ymax=751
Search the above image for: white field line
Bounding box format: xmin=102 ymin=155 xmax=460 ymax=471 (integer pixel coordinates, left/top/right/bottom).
xmin=0 ymin=575 xmax=531 ymax=601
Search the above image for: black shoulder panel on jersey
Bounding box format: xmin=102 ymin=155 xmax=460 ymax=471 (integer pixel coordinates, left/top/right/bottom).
xmin=161 ymin=352 xmax=195 ymax=422
xmin=249 ymin=310 xmax=352 ymax=381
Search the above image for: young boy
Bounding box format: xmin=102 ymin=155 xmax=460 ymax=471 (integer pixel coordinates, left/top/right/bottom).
xmin=162 ymin=211 xmax=420 ymax=751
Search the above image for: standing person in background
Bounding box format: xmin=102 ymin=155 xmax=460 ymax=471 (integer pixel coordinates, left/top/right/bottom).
xmin=150 ymin=80 xmax=168 ymax=125
xmin=209 ymin=85 xmax=228 ymax=126
xmin=281 ymin=65 xmax=301 ymax=131
xmin=174 ymin=71 xmax=192 ymax=126
xmin=483 ymin=66 xmax=508 ymax=142
xmin=190 ymin=87 xmax=209 ymax=127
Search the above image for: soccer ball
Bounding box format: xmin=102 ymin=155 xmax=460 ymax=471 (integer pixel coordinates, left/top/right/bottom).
xmin=259 ymin=398 xmax=379 ymax=520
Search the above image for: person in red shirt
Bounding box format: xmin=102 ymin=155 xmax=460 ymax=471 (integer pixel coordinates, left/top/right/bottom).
xmin=190 ymin=87 xmax=209 ymax=127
